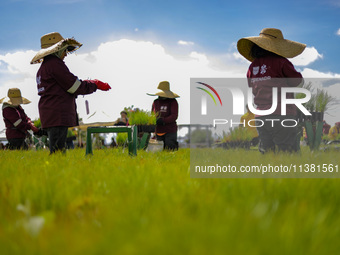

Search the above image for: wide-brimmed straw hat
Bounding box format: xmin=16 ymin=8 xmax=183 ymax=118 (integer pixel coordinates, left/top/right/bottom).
xmin=0 ymin=88 xmax=31 ymax=106
xmin=147 ymin=81 xmax=180 ymax=98
xmin=30 ymin=32 xmax=82 ymax=64
xmin=237 ymin=28 xmax=306 ymax=62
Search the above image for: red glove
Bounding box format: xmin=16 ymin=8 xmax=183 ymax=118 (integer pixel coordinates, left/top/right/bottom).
xmin=93 ymin=79 xmax=111 ymax=91
xmin=31 ymin=125 xmax=39 ymax=133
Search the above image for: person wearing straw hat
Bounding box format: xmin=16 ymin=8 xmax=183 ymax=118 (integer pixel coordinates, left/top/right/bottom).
xmin=0 ymin=88 xmax=39 ymax=150
xmin=148 ymin=81 xmax=179 ymax=151
xmin=237 ymin=28 xmax=306 ymax=153
xmin=30 ymin=32 xmax=111 ymax=154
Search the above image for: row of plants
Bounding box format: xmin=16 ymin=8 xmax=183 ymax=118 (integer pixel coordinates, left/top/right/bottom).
xmin=322 ymin=133 xmax=340 ymax=142
xmin=218 ymin=127 xmax=254 ymax=149
xmin=296 ymin=82 xmax=336 ymax=121
xmin=220 ymin=128 xmax=254 ymax=143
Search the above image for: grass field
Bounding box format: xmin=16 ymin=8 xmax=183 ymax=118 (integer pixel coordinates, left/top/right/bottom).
xmin=1 ymin=147 xmax=340 ymax=254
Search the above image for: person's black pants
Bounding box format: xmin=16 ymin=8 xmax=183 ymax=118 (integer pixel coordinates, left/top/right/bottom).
xmin=156 ymin=132 xmax=178 ymax=151
xmin=46 ymin=126 xmax=68 ymax=154
xmin=256 ymin=115 xmax=299 ymax=153
xmin=8 ymin=138 xmax=28 ymax=150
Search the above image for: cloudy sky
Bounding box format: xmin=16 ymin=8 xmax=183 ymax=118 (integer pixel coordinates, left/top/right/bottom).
xmin=1 ymin=0 xmax=340 ymax=137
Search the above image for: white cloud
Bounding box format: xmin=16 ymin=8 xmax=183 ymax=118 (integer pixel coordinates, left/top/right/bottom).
xmin=301 ymin=68 xmax=340 ymax=78
xmin=1 ymin=39 xmax=340 ymax=137
xmin=290 ymin=46 xmax=323 ymax=66
xmin=336 ymin=28 xmax=340 ymax=36
xmin=0 ymin=50 xmax=38 ymax=76
xmin=232 ymin=51 xmax=249 ymax=64
xmin=177 ymin=40 xmax=194 ymax=46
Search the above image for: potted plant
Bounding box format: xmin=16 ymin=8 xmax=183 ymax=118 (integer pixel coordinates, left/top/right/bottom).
xmin=296 ymin=83 xmax=335 ymax=151
xmin=128 ymin=109 xmax=157 ymax=133
xmin=125 ymin=108 xmax=158 ymax=150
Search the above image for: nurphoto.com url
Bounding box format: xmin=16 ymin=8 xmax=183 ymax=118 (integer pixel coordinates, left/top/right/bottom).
xmin=194 ymin=163 xmax=339 ymax=176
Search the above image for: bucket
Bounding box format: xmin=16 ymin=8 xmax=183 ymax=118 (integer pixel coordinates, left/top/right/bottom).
xmin=147 ymin=139 xmax=163 ymax=152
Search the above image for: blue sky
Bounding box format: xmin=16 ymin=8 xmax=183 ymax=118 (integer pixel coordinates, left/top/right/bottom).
xmin=1 ymin=0 xmax=339 ymax=73
xmin=1 ymin=0 xmax=340 ymax=135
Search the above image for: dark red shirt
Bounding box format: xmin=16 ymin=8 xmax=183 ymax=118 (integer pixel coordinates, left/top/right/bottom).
xmin=2 ymin=104 xmax=33 ymax=139
xmin=152 ymin=98 xmax=178 ymax=133
xmin=247 ymin=55 xmax=303 ymax=116
xmin=36 ymin=55 xmax=97 ymax=128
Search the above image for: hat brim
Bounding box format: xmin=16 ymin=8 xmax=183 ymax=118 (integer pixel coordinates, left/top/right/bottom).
xmin=0 ymin=96 xmax=31 ymax=106
xmin=237 ymin=36 xmax=306 ymax=62
xmin=30 ymin=38 xmax=82 ymax=64
xmin=147 ymin=91 xmax=179 ymax=99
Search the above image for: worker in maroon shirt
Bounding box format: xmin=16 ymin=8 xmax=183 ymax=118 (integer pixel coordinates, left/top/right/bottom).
xmin=237 ymin=28 xmax=306 ymax=153
xmin=31 ymin=32 xmax=111 ymax=154
xmin=148 ymin=81 xmax=179 ymax=151
xmin=0 ymin=88 xmax=39 ymax=150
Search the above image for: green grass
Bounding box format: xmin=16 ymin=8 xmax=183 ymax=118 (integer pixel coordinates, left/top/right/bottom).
xmin=1 ymin=148 xmax=340 ymax=254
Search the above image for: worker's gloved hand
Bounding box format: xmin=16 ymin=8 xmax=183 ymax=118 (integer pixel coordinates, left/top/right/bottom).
xmin=156 ymin=118 xmax=165 ymax=126
xmin=34 ymin=128 xmax=48 ymax=137
xmin=31 ymin=125 xmax=39 ymax=133
xmin=93 ymin=79 xmax=111 ymax=91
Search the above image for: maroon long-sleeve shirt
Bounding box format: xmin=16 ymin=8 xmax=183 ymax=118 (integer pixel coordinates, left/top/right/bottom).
xmin=247 ymin=55 xmax=303 ymax=116
xmin=152 ymin=98 xmax=178 ymax=133
xmin=2 ymin=104 xmax=33 ymax=139
xmin=36 ymin=55 xmax=97 ymax=128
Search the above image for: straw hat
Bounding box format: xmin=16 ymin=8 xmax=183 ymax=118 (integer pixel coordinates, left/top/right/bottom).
xmin=147 ymin=81 xmax=180 ymax=98
xmin=0 ymin=88 xmax=31 ymax=106
xmin=30 ymin=32 xmax=82 ymax=64
xmin=237 ymin=28 xmax=306 ymax=62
